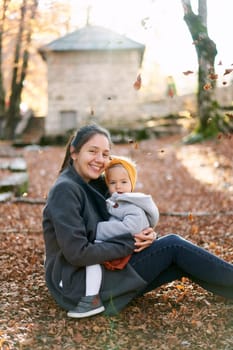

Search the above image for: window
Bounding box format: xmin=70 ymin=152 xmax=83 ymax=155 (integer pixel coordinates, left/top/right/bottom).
xmin=60 ymin=110 xmax=77 ymax=130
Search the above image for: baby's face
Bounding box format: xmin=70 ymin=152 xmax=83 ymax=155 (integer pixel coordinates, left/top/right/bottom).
xmin=107 ymin=165 xmax=132 ymax=194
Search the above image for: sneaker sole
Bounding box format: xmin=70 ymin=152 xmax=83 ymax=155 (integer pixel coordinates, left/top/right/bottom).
xmin=67 ymin=306 xmax=105 ymax=318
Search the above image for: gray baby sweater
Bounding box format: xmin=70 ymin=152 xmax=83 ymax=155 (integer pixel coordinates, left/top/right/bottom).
xmin=96 ymin=192 xmax=159 ymax=241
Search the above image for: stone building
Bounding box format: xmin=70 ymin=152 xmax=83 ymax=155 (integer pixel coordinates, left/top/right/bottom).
xmin=39 ymin=25 xmax=145 ymax=135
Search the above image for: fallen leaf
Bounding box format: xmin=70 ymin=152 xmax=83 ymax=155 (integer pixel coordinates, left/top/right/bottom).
xmin=176 ymin=284 xmax=185 ymax=291
xmin=188 ymin=213 xmax=194 ymax=221
xmin=191 ymin=224 xmax=199 ymax=235
xmin=133 ymin=74 xmax=142 ymax=90
xmin=191 ymin=320 xmax=203 ymax=328
xmin=1 ymin=139 xmax=233 ymax=350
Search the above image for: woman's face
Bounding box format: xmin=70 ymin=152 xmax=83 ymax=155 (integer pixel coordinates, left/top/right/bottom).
xmin=71 ymin=134 xmax=111 ymax=182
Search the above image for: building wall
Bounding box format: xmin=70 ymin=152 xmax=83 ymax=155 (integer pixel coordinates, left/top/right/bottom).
xmin=45 ymin=49 xmax=233 ymax=135
xmin=45 ymin=50 xmax=143 ymax=134
xmin=139 ymin=84 xmax=233 ymax=120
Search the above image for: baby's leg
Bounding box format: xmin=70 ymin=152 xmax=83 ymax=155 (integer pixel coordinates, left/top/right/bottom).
xmin=67 ymin=264 xmax=104 ymax=318
xmin=86 ymin=264 xmax=102 ymax=296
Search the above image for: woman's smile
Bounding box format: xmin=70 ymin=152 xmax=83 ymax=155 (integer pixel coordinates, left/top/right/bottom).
xmin=88 ymin=162 xmax=105 ymax=175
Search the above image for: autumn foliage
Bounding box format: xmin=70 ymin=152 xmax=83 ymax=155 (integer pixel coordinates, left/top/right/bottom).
xmin=0 ymin=134 xmax=233 ymax=349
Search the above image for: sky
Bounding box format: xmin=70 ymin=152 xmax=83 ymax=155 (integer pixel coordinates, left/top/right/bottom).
xmin=64 ymin=0 xmax=233 ymax=95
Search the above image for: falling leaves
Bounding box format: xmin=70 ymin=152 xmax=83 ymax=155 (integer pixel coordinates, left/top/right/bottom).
xmin=133 ymin=74 xmax=142 ymax=90
xmin=128 ymin=139 xmax=139 ymax=149
xmin=223 ymin=68 xmax=233 ymax=76
xmin=141 ymin=17 xmax=151 ymax=30
xmin=188 ymin=213 xmax=199 ymax=235
xmin=225 ymin=113 xmax=233 ymax=120
xmin=208 ymin=73 xmax=218 ymax=80
xmin=183 ymin=70 xmax=194 ymax=76
xmin=183 ymin=63 xmax=233 ymax=89
xmin=203 ymin=83 xmax=212 ymax=90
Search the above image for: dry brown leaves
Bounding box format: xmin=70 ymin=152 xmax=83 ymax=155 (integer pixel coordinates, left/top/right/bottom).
xmin=0 ymin=135 xmax=233 ymax=349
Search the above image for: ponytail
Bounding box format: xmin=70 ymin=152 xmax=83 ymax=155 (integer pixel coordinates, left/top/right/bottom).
xmin=59 ymin=134 xmax=75 ymax=174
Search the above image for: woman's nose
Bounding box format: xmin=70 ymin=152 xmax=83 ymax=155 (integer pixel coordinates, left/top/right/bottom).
xmin=95 ymin=153 xmax=105 ymax=162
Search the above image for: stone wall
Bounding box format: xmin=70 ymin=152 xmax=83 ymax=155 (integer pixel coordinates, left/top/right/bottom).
xmin=46 ymin=50 xmax=143 ymax=134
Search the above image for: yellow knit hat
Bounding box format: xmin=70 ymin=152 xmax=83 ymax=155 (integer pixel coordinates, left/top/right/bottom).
xmin=105 ymin=156 xmax=137 ymax=191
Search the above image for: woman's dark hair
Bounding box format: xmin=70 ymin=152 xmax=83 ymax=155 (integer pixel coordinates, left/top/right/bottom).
xmin=59 ymin=124 xmax=112 ymax=173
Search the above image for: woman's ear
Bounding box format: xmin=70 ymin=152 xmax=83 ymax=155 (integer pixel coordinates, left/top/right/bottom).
xmin=70 ymin=146 xmax=77 ymax=160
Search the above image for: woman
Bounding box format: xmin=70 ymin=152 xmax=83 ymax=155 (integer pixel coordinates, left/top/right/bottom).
xmin=42 ymin=124 xmax=233 ymax=317
xmin=67 ymin=155 xmax=159 ymax=318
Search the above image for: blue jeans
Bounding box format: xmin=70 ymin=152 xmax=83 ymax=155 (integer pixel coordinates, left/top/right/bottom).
xmin=129 ymin=234 xmax=233 ymax=299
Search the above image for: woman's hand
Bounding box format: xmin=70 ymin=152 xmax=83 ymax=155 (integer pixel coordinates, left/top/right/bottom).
xmin=134 ymin=227 xmax=158 ymax=252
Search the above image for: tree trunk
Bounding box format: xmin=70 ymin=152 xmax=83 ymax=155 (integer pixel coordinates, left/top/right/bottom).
xmin=181 ymin=0 xmax=218 ymax=137
xmin=4 ymin=0 xmax=38 ymax=140
xmin=0 ymin=0 xmax=9 ymax=126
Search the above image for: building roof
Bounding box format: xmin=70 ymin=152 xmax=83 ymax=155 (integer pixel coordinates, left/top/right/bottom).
xmin=39 ymin=25 xmax=145 ymax=53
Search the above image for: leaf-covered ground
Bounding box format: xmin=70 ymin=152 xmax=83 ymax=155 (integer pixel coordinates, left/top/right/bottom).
xmin=0 ymin=134 xmax=233 ymax=350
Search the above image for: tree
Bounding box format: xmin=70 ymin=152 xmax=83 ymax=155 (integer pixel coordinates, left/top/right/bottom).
xmin=0 ymin=0 xmax=8 ymax=130
xmin=181 ymin=0 xmax=232 ymax=142
xmin=0 ymin=0 xmax=38 ymax=140
xmin=0 ymin=0 xmax=75 ymax=141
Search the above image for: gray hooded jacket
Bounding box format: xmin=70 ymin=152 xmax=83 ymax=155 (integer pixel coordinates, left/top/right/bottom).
xmin=96 ymin=192 xmax=159 ymax=241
